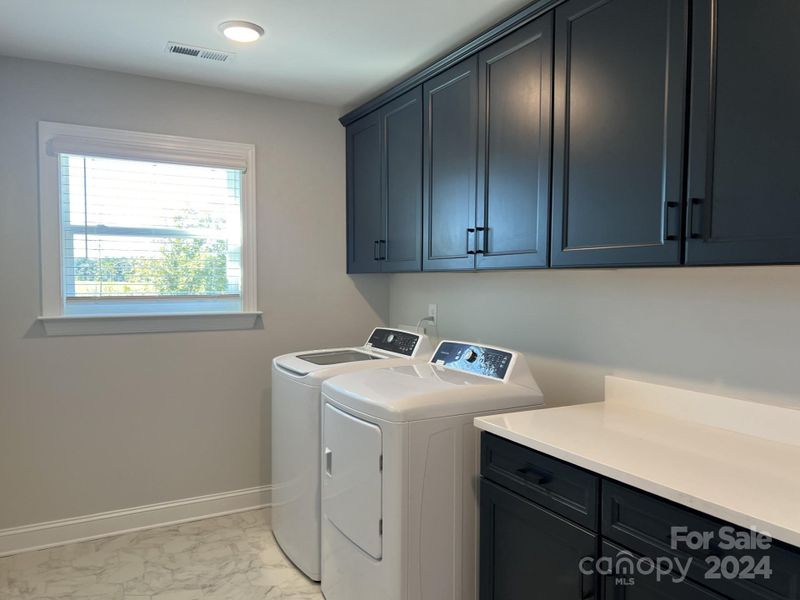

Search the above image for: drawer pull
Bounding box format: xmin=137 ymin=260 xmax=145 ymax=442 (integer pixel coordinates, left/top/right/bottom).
xmin=516 ymin=465 xmax=550 ymax=485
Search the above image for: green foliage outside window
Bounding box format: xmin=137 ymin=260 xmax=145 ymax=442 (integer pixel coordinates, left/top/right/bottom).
xmin=133 ymin=237 xmax=228 ymax=295
xmin=72 ymin=212 xmax=232 ymax=296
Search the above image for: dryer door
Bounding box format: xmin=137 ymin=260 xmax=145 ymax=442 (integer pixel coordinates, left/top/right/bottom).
xmin=322 ymin=402 xmax=383 ymax=559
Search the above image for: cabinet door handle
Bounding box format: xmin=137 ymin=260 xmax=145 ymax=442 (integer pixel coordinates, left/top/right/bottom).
xmin=324 ymin=448 xmax=333 ymax=477
xmin=475 ymin=226 xmax=488 ymax=254
xmin=516 ymin=465 xmax=549 ymax=485
xmin=664 ymin=201 xmax=680 ymax=241
xmin=466 ymin=227 xmax=486 ymax=255
xmin=689 ymin=198 xmax=704 ymax=240
xmin=378 ymin=240 xmax=386 ymax=260
xmin=373 ymin=240 xmax=380 ymax=261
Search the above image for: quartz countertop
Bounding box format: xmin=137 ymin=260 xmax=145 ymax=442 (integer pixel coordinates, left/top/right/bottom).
xmin=474 ymin=377 xmax=800 ymax=547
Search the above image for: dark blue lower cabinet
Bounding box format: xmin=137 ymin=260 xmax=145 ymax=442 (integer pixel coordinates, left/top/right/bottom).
xmin=479 ymin=479 xmax=597 ymax=599
xmin=601 ymin=542 xmax=728 ymax=600
xmin=601 ymin=480 xmax=800 ymax=600
xmin=480 ymin=433 xmax=800 ymax=600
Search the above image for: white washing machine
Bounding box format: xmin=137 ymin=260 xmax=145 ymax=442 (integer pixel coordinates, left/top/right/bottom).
xmin=271 ymin=327 xmax=432 ymax=581
xmin=320 ymin=340 xmax=544 ymax=600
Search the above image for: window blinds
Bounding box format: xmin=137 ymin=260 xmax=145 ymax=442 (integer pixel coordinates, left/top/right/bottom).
xmin=59 ymin=154 xmax=243 ymax=315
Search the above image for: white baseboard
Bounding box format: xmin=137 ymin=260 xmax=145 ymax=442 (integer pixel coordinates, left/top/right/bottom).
xmin=0 ymin=485 xmax=270 ymax=558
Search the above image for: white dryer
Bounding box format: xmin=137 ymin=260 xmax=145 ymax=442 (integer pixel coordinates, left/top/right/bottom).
xmin=271 ymin=328 xmax=432 ymax=581
xmin=320 ymin=341 xmax=544 ymax=600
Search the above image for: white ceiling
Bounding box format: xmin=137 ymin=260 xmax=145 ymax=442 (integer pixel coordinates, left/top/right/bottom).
xmin=0 ymin=0 xmax=532 ymax=109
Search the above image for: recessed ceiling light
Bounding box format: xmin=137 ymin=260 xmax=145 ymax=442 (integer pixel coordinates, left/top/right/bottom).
xmin=219 ymin=21 xmax=265 ymax=43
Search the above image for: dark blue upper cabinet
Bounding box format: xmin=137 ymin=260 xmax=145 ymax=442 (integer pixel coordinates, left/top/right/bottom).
xmin=347 ymin=88 xmax=422 ymax=274
xmin=686 ymin=0 xmax=800 ymax=265
xmin=381 ymin=88 xmax=423 ymax=273
xmin=348 ymin=0 xmax=800 ymax=273
xmin=346 ymin=111 xmax=383 ymax=273
xmin=550 ymin=0 xmax=688 ymax=267
xmin=475 ymin=14 xmax=554 ymax=270
xmin=423 ymin=57 xmax=479 ymax=271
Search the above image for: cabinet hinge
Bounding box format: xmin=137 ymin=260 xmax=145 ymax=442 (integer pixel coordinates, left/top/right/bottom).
xmin=379 ymin=454 xmax=383 ymax=471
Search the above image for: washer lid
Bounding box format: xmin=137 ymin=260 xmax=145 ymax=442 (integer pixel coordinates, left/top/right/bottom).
xmin=272 ymin=328 xmax=433 ymax=378
xmin=296 ymin=349 xmax=381 ymax=366
xmin=274 ymin=347 xmax=383 ymax=377
xmin=322 ymin=363 xmax=544 ymax=423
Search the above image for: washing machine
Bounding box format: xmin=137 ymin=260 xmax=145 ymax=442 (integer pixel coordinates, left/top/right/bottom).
xmin=271 ymin=327 xmax=432 ymax=581
xmin=320 ymin=340 xmax=544 ymax=600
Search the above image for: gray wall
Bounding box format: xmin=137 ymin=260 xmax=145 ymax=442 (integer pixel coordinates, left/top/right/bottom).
xmin=0 ymin=57 xmax=389 ymax=529
xmin=390 ymin=268 xmax=800 ymax=409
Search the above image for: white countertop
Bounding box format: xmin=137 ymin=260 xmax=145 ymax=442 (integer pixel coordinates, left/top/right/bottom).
xmin=474 ymin=377 xmax=800 ymax=547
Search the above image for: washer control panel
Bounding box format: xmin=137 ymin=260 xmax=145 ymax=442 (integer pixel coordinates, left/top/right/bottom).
xmin=367 ymin=328 xmax=421 ymax=356
xmin=431 ymin=341 xmax=513 ymax=380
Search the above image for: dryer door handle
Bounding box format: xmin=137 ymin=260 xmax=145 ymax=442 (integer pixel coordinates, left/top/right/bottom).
xmin=325 ymin=447 xmax=333 ymax=476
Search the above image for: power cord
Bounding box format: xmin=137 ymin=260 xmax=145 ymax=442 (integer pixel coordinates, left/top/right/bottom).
xmin=416 ymin=315 xmax=439 ymax=342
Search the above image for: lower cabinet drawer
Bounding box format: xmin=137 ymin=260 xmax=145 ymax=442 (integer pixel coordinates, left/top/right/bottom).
xmin=481 ymin=432 xmax=600 ymax=530
xmin=480 ymin=479 xmax=598 ymax=600
xmin=601 ymin=541 xmax=729 ymax=600
xmin=602 ymin=481 xmax=800 ymax=600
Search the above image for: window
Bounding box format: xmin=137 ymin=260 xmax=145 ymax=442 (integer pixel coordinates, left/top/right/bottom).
xmin=59 ymin=156 xmax=244 ymax=314
xmin=38 ymin=122 xmax=259 ymax=335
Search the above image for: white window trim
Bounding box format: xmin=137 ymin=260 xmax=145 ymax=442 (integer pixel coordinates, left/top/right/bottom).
xmin=37 ymin=121 xmax=260 ymax=336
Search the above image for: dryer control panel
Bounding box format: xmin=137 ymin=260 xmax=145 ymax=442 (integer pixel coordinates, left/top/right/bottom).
xmin=367 ymin=328 xmax=421 ymax=356
xmin=431 ymin=341 xmax=513 ymax=380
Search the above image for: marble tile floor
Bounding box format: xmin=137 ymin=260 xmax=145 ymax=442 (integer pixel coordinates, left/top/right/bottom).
xmin=0 ymin=509 xmax=323 ymax=600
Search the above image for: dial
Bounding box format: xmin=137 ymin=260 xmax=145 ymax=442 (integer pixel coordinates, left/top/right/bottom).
xmin=386 ymin=333 xmax=395 ymax=343
xmin=464 ymin=349 xmax=478 ymax=363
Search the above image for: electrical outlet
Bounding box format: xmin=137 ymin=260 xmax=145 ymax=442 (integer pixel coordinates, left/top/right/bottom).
xmin=428 ymin=303 xmax=438 ymax=325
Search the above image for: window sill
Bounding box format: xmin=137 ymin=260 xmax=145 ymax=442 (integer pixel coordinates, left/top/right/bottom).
xmin=38 ymin=312 xmax=262 ymax=336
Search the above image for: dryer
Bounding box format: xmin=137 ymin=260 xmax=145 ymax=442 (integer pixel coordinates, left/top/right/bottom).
xmin=320 ymin=340 xmax=544 ymax=600
xmin=271 ymin=327 xmax=432 ymax=581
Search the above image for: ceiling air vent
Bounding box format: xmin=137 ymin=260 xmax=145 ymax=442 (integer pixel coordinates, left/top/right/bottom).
xmin=165 ymin=42 xmax=234 ymax=63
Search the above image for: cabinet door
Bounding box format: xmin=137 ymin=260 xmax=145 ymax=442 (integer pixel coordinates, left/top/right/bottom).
xmin=423 ymin=57 xmax=479 ymax=271
xmin=551 ymin=0 xmax=688 ymax=267
xmin=346 ymin=112 xmax=383 ymax=273
xmin=685 ymin=0 xmax=800 ymax=264
xmin=480 ymin=479 xmax=598 ymax=600
xmin=601 ymin=542 xmax=728 ymax=600
xmin=476 ymin=14 xmax=553 ymax=270
xmin=381 ymin=87 xmax=423 ymax=272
